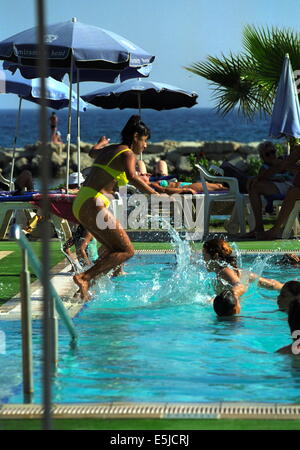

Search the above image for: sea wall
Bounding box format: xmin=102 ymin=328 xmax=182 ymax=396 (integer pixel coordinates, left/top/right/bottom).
xmin=0 ymin=140 xmax=261 ymax=178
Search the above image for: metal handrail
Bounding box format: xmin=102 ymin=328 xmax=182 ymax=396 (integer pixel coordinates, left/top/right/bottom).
xmin=11 ymin=224 xmax=78 ymax=344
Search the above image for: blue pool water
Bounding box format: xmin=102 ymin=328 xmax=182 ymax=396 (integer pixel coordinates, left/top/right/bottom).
xmin=1 ymin=250 xmax=300 ymax=404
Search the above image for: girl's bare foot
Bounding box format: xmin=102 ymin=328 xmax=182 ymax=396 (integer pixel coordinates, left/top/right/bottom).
xmin=73 ymin=274 xmax=91 ymax=301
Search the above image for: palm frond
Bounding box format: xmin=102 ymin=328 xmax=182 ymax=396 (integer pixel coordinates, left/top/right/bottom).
xmin=185 ymin=53 xmax=266 ymax=117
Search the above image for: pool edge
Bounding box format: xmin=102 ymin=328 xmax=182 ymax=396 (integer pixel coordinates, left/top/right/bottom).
xmin=1 ymin=402 xmax=300 ymax=420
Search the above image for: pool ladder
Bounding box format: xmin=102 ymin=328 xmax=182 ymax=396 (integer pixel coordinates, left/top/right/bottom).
xmin=11 ymin=224 xmax=78 ymax=403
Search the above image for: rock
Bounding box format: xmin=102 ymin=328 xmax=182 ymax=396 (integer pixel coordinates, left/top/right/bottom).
xmin=202 ymin=141 xmax=242 ymax=158
xmin=80 ymin=141 xmax=94 ymax=153
xmin=70 ymin=152 xmax=94 ymax=171
xmin=0 ymin=140 xmax=264 ymax=179
xmin=176 ymin=156 xmax=193 ymax=173
xmin=146 ymin=143 xmax=166 ymax=154
xmin=15 ymin=157 xmax=29 ymax=171
xmin=0 ymin=151 xmax=12 ymax=168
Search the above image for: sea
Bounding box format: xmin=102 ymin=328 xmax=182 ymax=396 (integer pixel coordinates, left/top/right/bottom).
xmin=0 ymin=107 xmax=273 ymax=149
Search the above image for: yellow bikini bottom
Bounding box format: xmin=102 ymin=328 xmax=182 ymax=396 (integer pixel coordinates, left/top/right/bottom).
xmin=72 ymin=186 xmax=111 ymax=221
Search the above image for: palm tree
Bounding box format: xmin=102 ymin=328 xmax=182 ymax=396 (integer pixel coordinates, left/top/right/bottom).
xmin=185 ymin=25 xmax=300 ymax=119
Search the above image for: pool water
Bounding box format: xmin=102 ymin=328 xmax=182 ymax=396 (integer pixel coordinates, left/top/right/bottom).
xmin=1 ymin=250 xmax=300 ymax=404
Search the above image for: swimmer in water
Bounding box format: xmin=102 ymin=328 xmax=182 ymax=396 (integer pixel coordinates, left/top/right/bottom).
xmin=276 ymin=298 xmax=300 ymax=355
xmin=277 ymin=281 xmax=300 ymax=312
xmin=203 ymin=238 xmax=283 ymax=316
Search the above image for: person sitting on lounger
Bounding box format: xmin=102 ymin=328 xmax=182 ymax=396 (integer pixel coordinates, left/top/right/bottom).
xmin=242 ymin=141 xmax=294 ymax=238
xmin=255 ymin=145 xmax=300 ymax=240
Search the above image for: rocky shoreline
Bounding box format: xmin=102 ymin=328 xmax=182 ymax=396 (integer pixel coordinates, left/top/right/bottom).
xmin=0 ymin=140 xmax=260 ymax=178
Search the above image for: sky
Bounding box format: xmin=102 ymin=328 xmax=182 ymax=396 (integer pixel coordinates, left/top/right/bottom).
xmin=0 ymin=0 xmax=300 ymax=109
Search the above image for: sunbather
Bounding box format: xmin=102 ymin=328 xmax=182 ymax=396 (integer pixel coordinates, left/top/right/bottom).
xmin=256 ymin=186 xmax=300 ymax=239
xmin=138 ymin=172 xmax=227 ymax=195
xmin=242 ymin=141 xmax=294 ymax=238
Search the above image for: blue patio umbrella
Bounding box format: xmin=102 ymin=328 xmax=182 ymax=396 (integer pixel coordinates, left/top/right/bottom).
xmin=0 ymin=18 xmax=155 ymax=188
xmin=82 ymin=79 xmax=198 ymax=112
xmin=0 ymin=65 xmax=87 ymax=111
xmin=83 ymin=79 xmax=198 ymax=160
xmin=0 ymin=18 xmax=154 ymax=81
xmin=269 ymin=53 xmax=300 ymax=140
xmin=0 ymin=64 xmax=87 ymax=186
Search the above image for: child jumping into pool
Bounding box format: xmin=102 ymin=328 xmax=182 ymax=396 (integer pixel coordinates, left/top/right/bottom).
xmin=202 ymin=238 xmax=283 ymax=316
xmin=72 ymin=115 xmax=165 ymax=300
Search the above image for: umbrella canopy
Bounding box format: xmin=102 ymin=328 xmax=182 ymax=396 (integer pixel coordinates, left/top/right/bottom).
xmin=3 ymin=60 xmax=153 ymax=84
xmin=82 ymin=79 xmax=198 ymax=110
xmin=0 ymin=18 xmax=155 ymax=189
xmin=269 ymin=54 xmax=300 ymax=139
xmin=0 ymin=63 xmax=87 ymax=110
xmin=0 ymin=18 xmax=155 ymax=81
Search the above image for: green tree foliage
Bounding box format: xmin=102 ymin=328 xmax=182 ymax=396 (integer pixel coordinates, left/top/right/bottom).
xmin=185 ymin=25 xmax=300 ymax=119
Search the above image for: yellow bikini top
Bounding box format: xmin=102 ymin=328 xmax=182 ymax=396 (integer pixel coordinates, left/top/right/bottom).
xmin=92 ymin=148 xmax=131 ymax=186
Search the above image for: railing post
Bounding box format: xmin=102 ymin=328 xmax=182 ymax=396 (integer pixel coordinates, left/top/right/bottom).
xmin=20 ymin=248 xmax=33 ymax=403
xmin=50 ymin=302 xmax=58 ymax=368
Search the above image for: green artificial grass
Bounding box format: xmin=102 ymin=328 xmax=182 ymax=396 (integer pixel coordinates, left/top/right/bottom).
xmin=1 ymin=418 xmax=300 ymax=430
xmin=0 ymin=241 xmax=64 ymax=304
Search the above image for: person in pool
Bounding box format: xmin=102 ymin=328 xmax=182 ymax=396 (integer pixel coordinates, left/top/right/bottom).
xmin=277 ymin=281 xmax=300 ymax=312
xmin=276 ymin=298 xmax=300 ymax=355
xmin=213 ymin=290 xmax=242 ymax=316
xmin=72 ymin=115 xmax=165 ymax=300
xmin=203 ymin=238 xmax=283 ymax=315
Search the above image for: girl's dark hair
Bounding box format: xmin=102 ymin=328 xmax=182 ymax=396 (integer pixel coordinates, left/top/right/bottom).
xmin=284 ymin=280 xmax=300 ymax=297
xmin=213 ymin=290 xmax=236 ymax=316
xmin=121 ymin=115 xmax=151 ymax=146
xmin=203 ymin=238 xmax=238 ymax=268
xmin=288 ymin=298 xmax=300 ymax=335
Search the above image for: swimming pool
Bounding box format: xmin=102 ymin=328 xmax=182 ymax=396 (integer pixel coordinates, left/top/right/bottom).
xmin=1 ymin=250 xmax=300 ymax=404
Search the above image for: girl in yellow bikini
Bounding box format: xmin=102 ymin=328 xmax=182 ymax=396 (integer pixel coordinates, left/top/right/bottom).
xmin=72 ymin=115 xmax=161 ymax=300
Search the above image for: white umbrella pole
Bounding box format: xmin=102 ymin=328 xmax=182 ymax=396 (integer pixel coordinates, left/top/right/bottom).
xmin=66 ymin=55 xmax=73 ymax=193
xmin=76 ymin=69 xmax=81 ymax=187
xmin=137 ymin=92 xmax=142 ymax=161
xmin=9 ymin=96 xmax=22 ymax=189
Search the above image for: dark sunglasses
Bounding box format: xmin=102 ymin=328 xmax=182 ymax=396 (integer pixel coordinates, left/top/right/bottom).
xmin=264 ymin=149 xmax=276 ymax=157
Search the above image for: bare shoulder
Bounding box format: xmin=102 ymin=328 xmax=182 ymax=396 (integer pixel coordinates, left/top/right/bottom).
xmin=219 ymin=266 xmax=240 ymax=284
xmin=276 ymin=345 xmax=292 ymax=354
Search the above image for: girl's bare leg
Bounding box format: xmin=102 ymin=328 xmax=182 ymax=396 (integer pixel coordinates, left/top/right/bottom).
xmin=74 ymin=200 xmax=134 ymax=300
xmin=257 ymin=187 xmax=300 ymax=239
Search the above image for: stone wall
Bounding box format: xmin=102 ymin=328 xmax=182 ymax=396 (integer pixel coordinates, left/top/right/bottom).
xmin=0 ymin=139 xmax=261 ymax=178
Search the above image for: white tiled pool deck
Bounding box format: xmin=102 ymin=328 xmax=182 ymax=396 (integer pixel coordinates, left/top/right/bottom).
xmin=0 ymin=261 xmax=84 ymax=321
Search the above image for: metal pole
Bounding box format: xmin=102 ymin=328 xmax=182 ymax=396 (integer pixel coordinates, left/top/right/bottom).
xmin=36 ymin=0 xmax=53 ymax=430
xmin=77 ymin=70 xmax=81 ymax=187
xmin=66 ymin=54 xmax=73 ymax=194
xmin=9 ymin=97 xmax=22 ymax=189
xmin=138 ymin=93 xmax=143 ymax=160
xmin=12 ymin=224 xmax=78 ymax=343
xmin=20 ymin=248 xmax=33 ymax=403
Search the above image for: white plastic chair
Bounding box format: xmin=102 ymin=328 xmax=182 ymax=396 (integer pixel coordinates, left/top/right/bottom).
xmin=194 ymin=163 xmax=247 ymax=236
xmin=273 ymin=199 xmax=300 ymax=238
